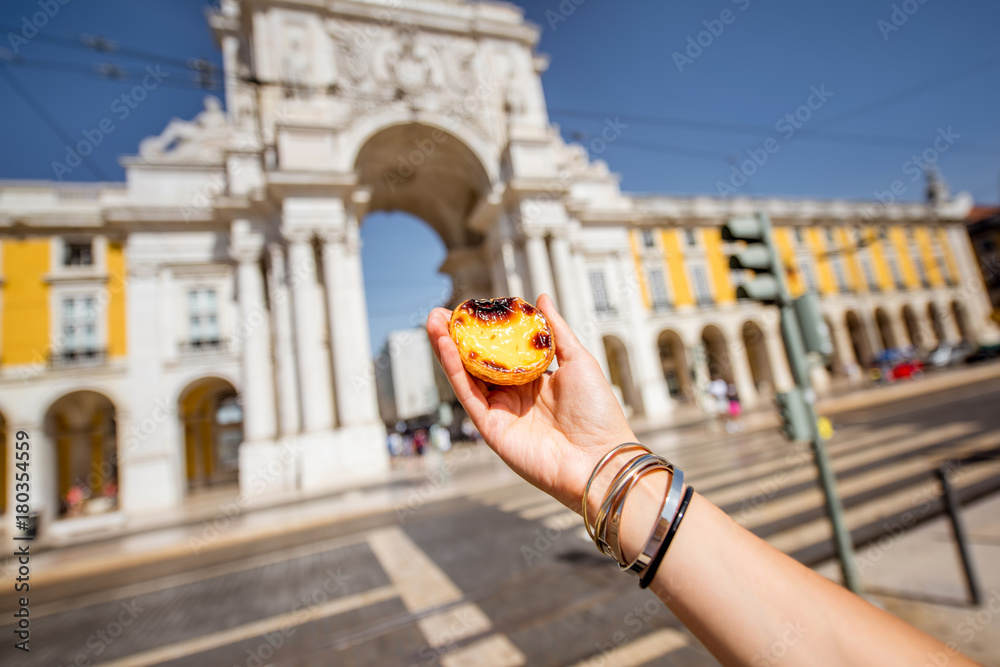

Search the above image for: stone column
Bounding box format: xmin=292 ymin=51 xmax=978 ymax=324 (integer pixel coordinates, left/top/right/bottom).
xmin=762 ymin=320 xmax=794 ymax=392
xmin=615 ymin=252 xmax=673 ymax=421
xmin=233 ymin=242 xmax=278 ymax=442
xmin=321 ymin=223 xmax=380 ymax=427
xmin=500 ymin=239 xmax=525 ymax=299
xmin=829 ymin=314 xmax=862 ymax=382
xmin=285 ymin=229 xmax=335 ymax=433
xmin=724 ymin=322 xmax=758 ymax=409
xmin=549 ymin=229 xmax=583 ymax=330
xmin=268 ymin=243 xmax=301 ymax=436
xmin=524 ymin=230 xmax=557 ymax=306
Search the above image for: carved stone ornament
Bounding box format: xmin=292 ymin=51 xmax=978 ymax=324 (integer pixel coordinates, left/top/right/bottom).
xmin=138 ymin=97 xmax=232 ymax=165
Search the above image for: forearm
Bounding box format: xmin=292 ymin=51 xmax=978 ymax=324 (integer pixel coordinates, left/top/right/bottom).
xmin=587 ymin=457 xmax=978 ymax=667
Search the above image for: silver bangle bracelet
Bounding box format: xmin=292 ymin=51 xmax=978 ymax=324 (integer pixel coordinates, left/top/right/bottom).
xmin=624 ymin=465 xmax=685 ymax=577
xmin=594 ymin=453 xmax=660 ymax=556
xmin=582 ymin=443 xmax=649 ymax=542
xmin=606 ymin=460 xmax=672 ymax=566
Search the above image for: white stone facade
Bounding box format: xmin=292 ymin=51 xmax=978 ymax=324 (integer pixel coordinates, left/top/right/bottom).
xmin=0 ymin=0 xmax=997 ymax=539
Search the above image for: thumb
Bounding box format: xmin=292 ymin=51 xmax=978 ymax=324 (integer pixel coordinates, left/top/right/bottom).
xmin=536 ymin=293 xmax=587 ymax=365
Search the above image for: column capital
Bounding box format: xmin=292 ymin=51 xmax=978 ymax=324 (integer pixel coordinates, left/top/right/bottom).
xmin=281 ymin=226 xmax=315 ymax=246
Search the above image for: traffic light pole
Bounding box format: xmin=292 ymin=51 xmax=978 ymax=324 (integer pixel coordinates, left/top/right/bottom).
xmin=758 ymin=213 xmax=863 ymax=594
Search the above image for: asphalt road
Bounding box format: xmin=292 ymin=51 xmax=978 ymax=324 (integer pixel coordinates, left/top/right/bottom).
xmin=4 ymin=376 xmax=1000 ymax=667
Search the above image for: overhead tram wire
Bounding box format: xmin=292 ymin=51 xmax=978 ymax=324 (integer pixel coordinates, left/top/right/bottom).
xmin=550 ymin=55 xmax=1000 ymax=156
xmin=0 ymin=64 xmax=110 ymax=181
xmin=3 ymin=58 xmax=223 ymax=92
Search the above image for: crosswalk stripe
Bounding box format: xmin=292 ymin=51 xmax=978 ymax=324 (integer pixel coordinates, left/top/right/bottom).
xmin=704 ymin=422 xmax=975 ymax=508
xmin=567 ymin=627 xmax=689 ymax=667
xmin=518 ymin=500 xmax=569 ymax=520
xmin=690 ymin=423 xmax=915 ymax=492
xmin=766 ymin=462 xmax=1000 ymax=554
xmin=735 ymin=430 xmax=1000 ymax=531
xmin=498 ymin=493 xmax=552 ymax=513
xmin=368 ymin=527 xmax=524 ymax=666
xmin=99 ymin=585 xmax=398 ymax=667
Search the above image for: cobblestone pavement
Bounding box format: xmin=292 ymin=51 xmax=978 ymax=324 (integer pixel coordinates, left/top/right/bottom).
xmin=2 ymin=376 xmax=1000 ymax=666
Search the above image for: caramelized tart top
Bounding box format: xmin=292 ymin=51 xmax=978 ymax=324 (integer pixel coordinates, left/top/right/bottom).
xmin=449 ymin=297 xmax=554 ymax=384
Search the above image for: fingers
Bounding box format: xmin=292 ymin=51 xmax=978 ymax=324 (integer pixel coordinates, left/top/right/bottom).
xmin=536 ymin=294 xmax=587 ymax=365
xmin=426 ymin=308 xmax=489 ymax=424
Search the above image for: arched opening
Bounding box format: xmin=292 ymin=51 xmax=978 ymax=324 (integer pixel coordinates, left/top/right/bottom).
xmin=179 ymin=377 xmax=243 ymax=491
xmin=742 ymin=321 xmax=773 ymax=394
xmin=701 ymin=325 xmax=733 ymax=384
xmin=951 ymin=300 xmax=971 ymax=343
xmin=875 ymin=308 xmax=897 ymax=350
xmin=657 ymin=329 xmax=690 ymax=402
xmin=45 ymin=391 xmax=118 ymax=517
xmin=604 ymin=335 xmax=642 ymax=417
xmin=928 ymin=302 xmax=947 ymax=345
xmin=846 ymin=311 xmax=872 ymax=367
xmin=902 ymin=305 xmax=925 ymax=350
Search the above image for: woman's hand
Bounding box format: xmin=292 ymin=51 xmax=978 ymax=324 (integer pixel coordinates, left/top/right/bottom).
xmin=426 ymin=294 xmax=635 ymax=512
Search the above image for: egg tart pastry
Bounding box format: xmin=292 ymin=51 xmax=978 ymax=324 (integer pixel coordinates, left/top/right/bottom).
xmin=448 ymin=297 xmax=555 ymax=385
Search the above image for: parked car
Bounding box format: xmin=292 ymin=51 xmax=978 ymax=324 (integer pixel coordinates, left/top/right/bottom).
xmin=926 ymin=342 xmax=971 ymax=368
xmin=868 ymin=349 xmax=923 ymax=383
xmin=889 ymin=358 xmax=924 ymax=380
xmin=965 ymin=344 xmax=1000 ymax=364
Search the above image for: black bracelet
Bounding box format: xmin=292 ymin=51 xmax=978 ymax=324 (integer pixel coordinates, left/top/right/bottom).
xmin=639 ymin=484 xmax=694 ymax=589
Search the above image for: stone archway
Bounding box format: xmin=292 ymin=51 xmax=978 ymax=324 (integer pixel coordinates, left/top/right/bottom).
xmin=823 ymin=315 xmax=844 ymax=375
xmin=951 ymin=300 xmax=971 ymax=342
xmin=45 ymin=391 xmax=118 ymax=517
xmin=875 ymin=308 xmax=897 ymax=351
xmin=354 ymin=122 xmax=495 ymax=305
xmin=846 ymin=311 xmax=872 ymax=366
xmin=742 ymin=321 xmax=774 ymax=394
xmin=604 ymin=335 xmax=642 ymax=417
xmin=928 ymin=302 xmax=947 ymax=345
xmin=179 ymin=377 xmax=243 ymax=491
xmin=701 ymin=325 xmax=733 ymax=384
xmin=657 ymin=329 xmax=691 ymax=402
xmin=902 ymin=304 xmax=925 ymax=350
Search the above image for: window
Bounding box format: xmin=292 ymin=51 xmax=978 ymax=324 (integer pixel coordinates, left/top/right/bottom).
xmin=879 ymin=226 xmax=888 ymax=240
xmin=794 ymin=228 xmax=805 ymax=245
xmin=887 ymin=253 xmax=905 ymax=290
xmin=640 ymin=229 xmax=656 ymax=249
xmin=589 ymin=270 xmax=614 ymax=314
xmin=684 ymin=228 xmax=697 ymax=247
xmin=799 ymin=257 xmax=818 ymax=293
xmin=188 ymin=288 xmax=220 ymax=346
xmin=860 ymin=253 xmax=878 ymax=291
xmin=825 ymin=227 xmax=835 ymax=244
xmin=914 ymin=255 xmax=929 ymax=288
xmin=63 ymin=240 xmax=93 ymax=267
xmin=647 ymin=267 xmax=671 ymax=311
xmin=690 ymin=265 xmax=712 ymax=306
xmin=831 ymin=257 xmax=849 ymax=292
xmin=62 ymin=296 xmax=98 ymax=354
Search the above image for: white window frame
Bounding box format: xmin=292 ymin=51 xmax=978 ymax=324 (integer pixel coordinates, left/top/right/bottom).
xmin=50 ymin=289 xmax=106 ymax=359
xmin=187 ymin=287 xmax=221 ymax=345
xmin=646 ymin=265 xmax=672 ymax=311
xmin=689 ymin=263 xmax=713 ymax=306
xmin=589 ymin=269 xmax=615 ymax=315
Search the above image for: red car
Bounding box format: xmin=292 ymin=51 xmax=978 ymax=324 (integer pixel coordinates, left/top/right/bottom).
xmin=889 ymin=358 xmax=924 ymax=381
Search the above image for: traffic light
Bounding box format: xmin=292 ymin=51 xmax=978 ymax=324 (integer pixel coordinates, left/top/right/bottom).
xmin=721 ymin=214 xmax=781 ymax=305
xmin=793 ymin=293 xmax=833 ymax=360
xmin=775 ymin=388 xmax=811 ymax=442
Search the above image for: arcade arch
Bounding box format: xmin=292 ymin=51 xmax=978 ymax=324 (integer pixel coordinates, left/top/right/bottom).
xmin=657 ymin=329 xmax=691 ymax=402
xmin=45 ymin=391 xmax=118 ymax=517
xmin=701 ymin=325 xmax=733 ymax=384
xmin=874 ymin=308 xmax=896 ymax=350
xmin=846 ymin=311 xmax=872 ymax=367
xmin=742 ymin=321 xmax=773 ymax=394
xmin=179 ymin=377 xmax=243 ymax=490
xmin=604 ymin=335 xmax=641 ymax=417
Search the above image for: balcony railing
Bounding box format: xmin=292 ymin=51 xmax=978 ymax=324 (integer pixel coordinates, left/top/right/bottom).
xmin=179 ymin=338 xmax=231 ymax=354
xmin=48 ymin=348 xmax=107 ymax=369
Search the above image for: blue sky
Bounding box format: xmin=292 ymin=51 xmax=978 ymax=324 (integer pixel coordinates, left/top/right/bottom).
xmin=2 ymin=0 xmax=998 ymax=352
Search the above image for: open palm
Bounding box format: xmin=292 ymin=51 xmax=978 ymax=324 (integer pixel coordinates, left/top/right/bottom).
xmin=426 ymin=294 xmax=636 ymax=511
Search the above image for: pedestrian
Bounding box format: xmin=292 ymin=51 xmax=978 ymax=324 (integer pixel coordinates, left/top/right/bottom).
xmin=413 ymin=429 xmax=427 ymax=457
xmin=426 ymin=294 xmax=980 ymax=667
xmin=725 ymin=383 xmax=742 ymax=433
